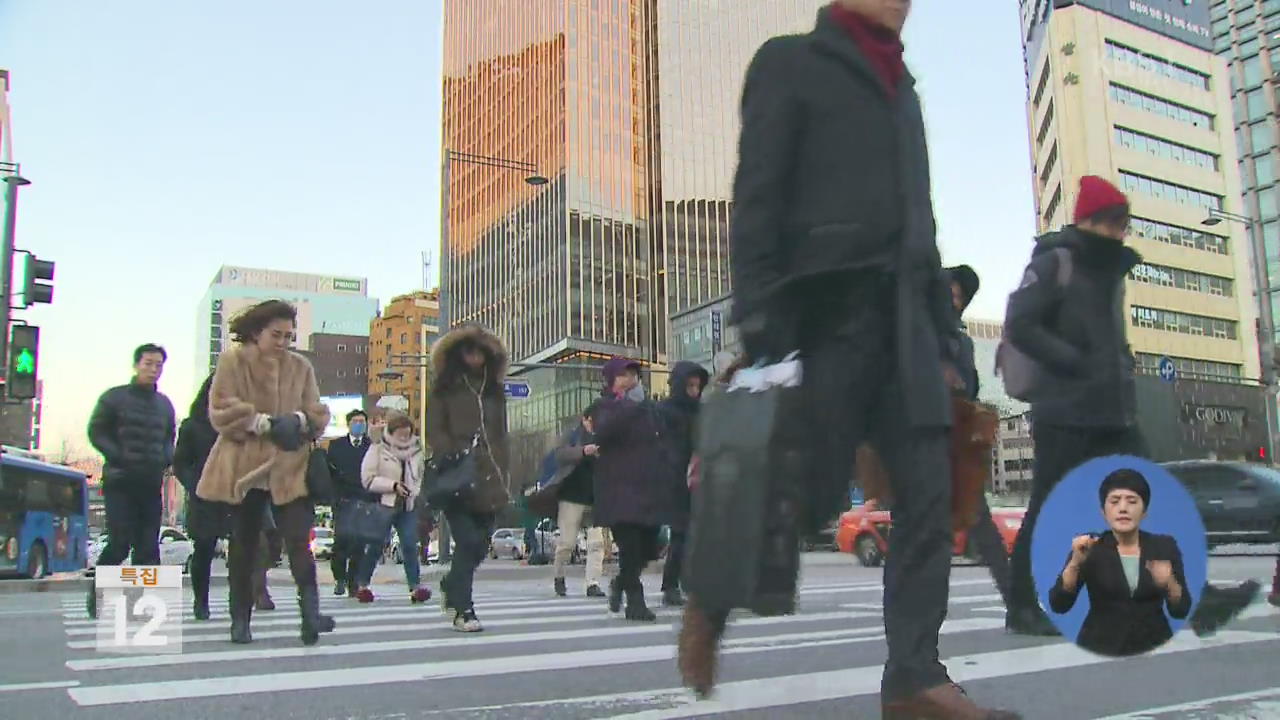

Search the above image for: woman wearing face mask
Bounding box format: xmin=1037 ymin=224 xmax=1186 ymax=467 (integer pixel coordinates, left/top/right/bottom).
xmin=1048 ymin=469 xmax=1192 ymax=657
xmin=591 ymin=357 xmax=668 ymax=622
xmin=196 ymin=299 xmax=334 ymax=645
xmin=354 ymin=411 xmax=431 ymax=604
xmin=425 ymin=324 xmax=510 ymax=633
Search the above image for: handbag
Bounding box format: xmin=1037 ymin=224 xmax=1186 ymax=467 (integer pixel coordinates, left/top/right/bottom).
xmin=423 ymin=434 xmax=480 ymax=508
xmin=347 ymin=499 xmax=396 ymax=545
xmin=305 ymin=447 xmax=335 ymax=505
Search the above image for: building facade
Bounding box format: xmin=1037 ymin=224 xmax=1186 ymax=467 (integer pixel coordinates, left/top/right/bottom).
xmin=442 ymin=0 xmax=829 ymax=370
xmin=367 ymin=291 xmax=441 ymax=428
xmin=994 ymin=411 xmax=1035 ymax=496
xmin=299 ymin=333 xmax=369 ymax=399
xmin=1213 ymin=0 xmax=1280 ymax=348
xmin=194 ymin=265 xmax=378 ymax=383
xmin=1021 ymin=0 xmax=1262 ymax=386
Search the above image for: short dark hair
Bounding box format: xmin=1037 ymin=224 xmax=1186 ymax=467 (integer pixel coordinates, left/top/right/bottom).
xmin=229 ymin=300 xmax=298 ymax=344
xmin=346 ymin=409 xmax=368 ymax=424
xmin=134 ymin=344 xmax=167 ymax=364
xmin=1082 ymin=203 xmax=1131 ymax=230
xmin=1099 ymin=468 xmax=1151 ymax=510
xmin=582 ymin=400 xmax=601 ymax=420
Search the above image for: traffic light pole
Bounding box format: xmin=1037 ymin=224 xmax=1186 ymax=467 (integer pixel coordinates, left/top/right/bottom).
xmin=0 ymin=172 xmax=24 ymax=379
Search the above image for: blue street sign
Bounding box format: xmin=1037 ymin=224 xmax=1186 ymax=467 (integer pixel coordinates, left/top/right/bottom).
xmin=1158 ymin=356 xmax=1177 ymax=383
xmin=503 ymin=379 xmax=531 ymax=399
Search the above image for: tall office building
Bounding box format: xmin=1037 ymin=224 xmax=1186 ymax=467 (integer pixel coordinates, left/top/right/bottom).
xmin=194 ymin=265 xmax=379 ymax=382
xmin=442 ymin=0 xmax=826 ymax=432
xmin=1021 ymin=0 xmax=1261 ymax=384
xmin=1213 ymin=0 xmax=1280 ymax=346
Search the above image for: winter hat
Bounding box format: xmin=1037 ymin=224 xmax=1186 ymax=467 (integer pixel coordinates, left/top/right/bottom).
xmin=1073 ymin=175 xmax=1129 ymax=223
xmin=945 ymin=265 xmax=980 ymax=311
xmin=602 ymin=356 xmax=641 ymax=391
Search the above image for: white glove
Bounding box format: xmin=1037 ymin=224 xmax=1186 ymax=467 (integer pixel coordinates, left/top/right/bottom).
xmin=247 ymin=414 xmax=272 ymax=435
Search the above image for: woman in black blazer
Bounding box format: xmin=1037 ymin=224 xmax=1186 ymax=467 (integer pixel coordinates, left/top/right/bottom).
xmin=1048 ymin=469 xmax=1193 ymax=657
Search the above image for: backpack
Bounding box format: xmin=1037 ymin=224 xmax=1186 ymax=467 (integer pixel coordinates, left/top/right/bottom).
xmin=995 ymin=246 xmax=1074 ymax=402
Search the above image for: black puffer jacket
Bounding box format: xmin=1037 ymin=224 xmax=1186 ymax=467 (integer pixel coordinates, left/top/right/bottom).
xmin=88 ymin=381 xmax=177 ymax=486
xmin=173 ymin=374 xmax=217 ymax=494
xmin=656 ymin=362 xmax=710 ymax=531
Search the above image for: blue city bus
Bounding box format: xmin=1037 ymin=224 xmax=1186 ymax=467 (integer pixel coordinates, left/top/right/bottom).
xmin=0 ymin=447 xmax=89 ymax=578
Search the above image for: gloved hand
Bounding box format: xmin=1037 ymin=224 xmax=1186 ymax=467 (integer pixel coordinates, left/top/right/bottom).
xmin=737 ymin=307 xmax=795 ymax=365
xmin=268 ymin=413 xmax=306 ymax=452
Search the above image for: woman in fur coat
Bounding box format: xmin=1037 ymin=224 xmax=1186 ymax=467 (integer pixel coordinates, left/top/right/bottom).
xmin=196 ymin=299 xmax=334 ymax=645
xmin=425 ymin=323 xmax=510 ymax=633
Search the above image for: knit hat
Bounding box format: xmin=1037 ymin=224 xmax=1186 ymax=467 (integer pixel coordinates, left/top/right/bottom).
xmin=1073 ymin=175 xmax=1129 ymax=223
xmin=602 ymin=356 xmax=641 ymax=391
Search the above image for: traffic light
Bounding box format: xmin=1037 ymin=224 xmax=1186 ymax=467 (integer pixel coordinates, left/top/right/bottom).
xmin=21 ymin=255 xmax=54 ymax=307
xmin=7 ymin=325 xmax=38 ymax=400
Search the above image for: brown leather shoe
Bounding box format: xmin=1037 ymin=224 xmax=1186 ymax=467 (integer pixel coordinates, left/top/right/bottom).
xmin=677 ymin=597 xmax=723 ymax=698
xmin=882 ymin=682 xmax=1022 ymax=720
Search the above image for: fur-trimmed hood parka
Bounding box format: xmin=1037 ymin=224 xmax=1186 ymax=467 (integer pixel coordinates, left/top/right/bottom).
xmin=424 ymin=324 xmax=511 ymax=513
xmin=196 ymin=345 xmax=331 ymax=506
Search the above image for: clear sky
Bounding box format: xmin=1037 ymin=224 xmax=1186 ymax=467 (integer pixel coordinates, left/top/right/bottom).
xmin=0 ymin=1 xmax=1036 ymax=455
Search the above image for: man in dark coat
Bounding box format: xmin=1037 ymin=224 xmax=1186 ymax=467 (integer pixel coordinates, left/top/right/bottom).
xmin=657 ymin=361 xmax=709 ymax=608
xmin=325 ymin=409 xmax=375 ymax=596
xmin=1005 ymin=175 xmax=1260 ymax=639
xmin=592 ymin=357 xmax=664 ymax=622
xmin=86 ymin=344 xmax=176 ymax=619
xmin=724 ymin=4 xmax=1015 ymax=718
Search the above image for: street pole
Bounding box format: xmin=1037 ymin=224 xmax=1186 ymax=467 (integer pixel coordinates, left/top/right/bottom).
xmin=438 ymin=154 xmax=453 ymax=564
xmin=1249 ymin=216 xmax=1279 ymax=464
xmin=0 ymin=170 xmax=27 ymax=376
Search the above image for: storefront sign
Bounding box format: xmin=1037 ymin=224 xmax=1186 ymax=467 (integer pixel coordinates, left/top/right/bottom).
xmin=1132 ymin=263 xmax=1175 ymax=284
xmin=1181 ymin=403 xmax=1247 ymax=428
xmin=1078 ymin=1 xmax=1212 ymax=50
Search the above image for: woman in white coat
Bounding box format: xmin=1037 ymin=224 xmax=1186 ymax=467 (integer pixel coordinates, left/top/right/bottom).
xmin=354 ymin=412 xmax=432 ymax=603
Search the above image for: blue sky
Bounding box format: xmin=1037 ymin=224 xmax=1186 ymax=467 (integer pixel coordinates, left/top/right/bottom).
xmin=0 ymin=1 xmax=1035 ymax=453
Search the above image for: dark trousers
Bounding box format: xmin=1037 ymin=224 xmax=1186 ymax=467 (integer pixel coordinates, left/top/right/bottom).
xmin=802 ymin=292 xmax=953 ymax=702
xmin=613 ymin=523 xmax=659 ymax=589
xmin=441 ymin=504 xmax=493 ymax=612
xmin=98 ymin=479 xmax=163 ymax=567
xmin=1009 ymin=423 xmax=1147 ymax=611
xmin=662 ymin=529 xmax=687 ymax=592
xmin=331 ymin=535 xmax=367 ymax=587
xmin=190 ymin=535 xmax=218 ymax=604
xmin=229 ymin=490 xmax=316 ymax=616
xmin=968 ymin=493 xmax=1011 ymax=604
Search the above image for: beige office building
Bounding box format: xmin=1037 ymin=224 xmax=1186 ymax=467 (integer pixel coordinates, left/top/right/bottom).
xmin=1023 ymin=1 xmax=1262 ymax=384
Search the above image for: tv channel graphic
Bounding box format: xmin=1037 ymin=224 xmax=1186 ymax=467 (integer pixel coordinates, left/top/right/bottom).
xmin=94 ymin=565 xmax=184 ymax=654
xmin=1031 ymin=455 xmax=1208 ymax=658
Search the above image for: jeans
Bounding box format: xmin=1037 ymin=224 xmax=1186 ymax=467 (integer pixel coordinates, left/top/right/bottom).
xmin=441 ymin=504 xmax=494 ymax=612
xmin=358 ymin=507 xmax=421 ymax=588
xmin=553 ymin=501 xmax=610 ymax=587
xmin=98 ymin=478 xmax=163 ymax=567
xmin=229 ymin=490 xmax=316 ymax=617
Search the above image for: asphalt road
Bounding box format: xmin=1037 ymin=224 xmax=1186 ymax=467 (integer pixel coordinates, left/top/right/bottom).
xmin=0 ymin=553 xmax=1275 ymax=719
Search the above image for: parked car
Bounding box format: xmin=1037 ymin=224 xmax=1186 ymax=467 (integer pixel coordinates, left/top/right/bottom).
xmin=387 ymin=535 xmax=439 ymax=565
xmin=88 ymin=526 xmax=197 ymax=573
xmin=489 ymin=528 xmax=524 ymax=559
xmin=801 ymin=520 xmax=840 ymax=552
xmin=310 ymin=526 xmax=334 ymax=560
xmin=1162 ymin=460 xmax=1280 ymax=546
xmin=835 ymin=500 xmax=1024 ymax=567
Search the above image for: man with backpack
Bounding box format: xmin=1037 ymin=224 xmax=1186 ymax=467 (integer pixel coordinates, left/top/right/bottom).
xmin=1001 ymin=175 xmax=1259 ymax=637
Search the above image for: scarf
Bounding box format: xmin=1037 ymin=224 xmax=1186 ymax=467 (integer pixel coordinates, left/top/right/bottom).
xmin=384 ymin=436 xmax=421 ymax=463
xmin=828 ymin=2 xmax=906 ymax=97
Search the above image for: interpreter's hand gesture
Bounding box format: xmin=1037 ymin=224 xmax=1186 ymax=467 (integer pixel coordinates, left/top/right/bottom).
xmin=1146 ymin=560 xmax=1174 ymax=590
xmin=1069 ymin=534 xmax=1097 ymax=568
xmin=583 ymin=444 xmax=600 ymax=457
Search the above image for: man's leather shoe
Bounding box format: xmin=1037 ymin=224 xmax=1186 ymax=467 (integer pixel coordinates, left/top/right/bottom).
xmin=882 ymin=682 xmax=1021 ymax=720
xmin=1004 ymin=606 xmax=1059 ymax=637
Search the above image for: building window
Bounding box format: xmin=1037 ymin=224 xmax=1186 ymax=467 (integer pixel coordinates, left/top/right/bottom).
xmin=336 ymin=344 xmax=347 ymax=352
xmin=385 ymin=327 xmax=392 ymax=339
xmin=355 ymin=367 xmax=363 ymax=376
xmin=1257 ymin=154 xmax=1276 ymax=186
xmin=1119 ymin=171 xmax=1222 ymax=210
xmin=1040 ymin=143 xmax=1058 ymax=189
xmin=337 ymin=370 xmax=346 ymax=379
xmin=1105 ymin=40 xmax=1211 ymax=90
xmin=1135 ymin=352 xmax=1243 ymax=382
xmin=1114 ymin=126 xmax=1218 ymax=170
xmin=1044 ymin=184 xmax=1063 ymax=222
xmin=1130 ymin=216 xmax=1229 ymax=254
xmin=1252 ymin=120 xmax=1274 ymax=154
xmin=1033 ymin=61 xmax=1052 ymax=107
xmin=1130 ymin=305 xmax=1238 ymax=339
xmin=1129 ymin=262 xmax=1234 ymax=297
xmin=1036 ymin=102 xmax=1055 ymax=148
xmin=356 ymin=344 xmax=366 ymax=353
xmin=400 ymin=333 xmax=408 ymax=344
xmin=1244 ymin=54 xmax=1264 ymax=86
xmin=1108 ymin=84 xmax=1214 ymax=130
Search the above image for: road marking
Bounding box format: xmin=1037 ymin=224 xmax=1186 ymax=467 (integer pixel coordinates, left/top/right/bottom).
xmin=839 ymin=592 xmax=1005 ymax=612
xmin=1094 ymin=687 xmax=1280 ymax=719
xmin=63 ymin=615 xmax=1000 ymax=706
xmin=0 ymin=680 xmax=80 ymax=692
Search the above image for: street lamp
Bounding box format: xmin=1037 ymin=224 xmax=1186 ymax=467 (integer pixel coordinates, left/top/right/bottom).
xmin=1202 ymin=207 xmax=1278 ymax=461
xmin=439 ymin=150 xmax=547 ymax=333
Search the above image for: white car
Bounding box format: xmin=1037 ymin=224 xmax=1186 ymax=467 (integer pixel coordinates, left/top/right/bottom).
xmin=88 ymin=526 xmax=197 ymax=574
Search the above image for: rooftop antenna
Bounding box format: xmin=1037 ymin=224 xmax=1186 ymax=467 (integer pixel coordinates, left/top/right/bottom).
xmin=422 ymin=250 xmax=434 ymax=292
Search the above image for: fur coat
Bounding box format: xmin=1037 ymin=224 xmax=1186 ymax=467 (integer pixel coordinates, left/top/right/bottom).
xmin=196 ymin=344 xmax=331 ymax=506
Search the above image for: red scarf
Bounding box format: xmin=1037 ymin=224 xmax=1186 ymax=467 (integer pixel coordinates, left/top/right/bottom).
xmin=828 ymin=2 xmax=906 ymax=98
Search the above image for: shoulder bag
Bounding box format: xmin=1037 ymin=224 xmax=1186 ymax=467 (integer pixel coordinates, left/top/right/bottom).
xmin=423 ymin=433 xmax=480 ymax=508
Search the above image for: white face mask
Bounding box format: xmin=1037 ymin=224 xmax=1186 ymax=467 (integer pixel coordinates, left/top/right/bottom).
xmin=626 ymin=383 xmax=646 ymax=402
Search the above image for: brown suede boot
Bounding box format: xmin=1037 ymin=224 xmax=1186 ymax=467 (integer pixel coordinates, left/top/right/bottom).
xmin=677 ymin=596 xmax=728 ymax=698
xmin=882 ymin=682 xmax=1021 ymax=720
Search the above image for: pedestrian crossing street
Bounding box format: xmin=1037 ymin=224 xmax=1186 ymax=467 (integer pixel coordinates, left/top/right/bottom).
xmin=51 ymin=572 xmax=1280 ymax=719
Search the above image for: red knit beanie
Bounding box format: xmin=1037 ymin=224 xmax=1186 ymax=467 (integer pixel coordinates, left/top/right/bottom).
xmin=1074 ymin=175 xmax=1129 ymax=223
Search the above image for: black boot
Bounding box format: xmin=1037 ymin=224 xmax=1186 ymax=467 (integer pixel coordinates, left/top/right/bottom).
xmin=625 ymin=579 xmax=656 ymax=622
xmin=1191 ymin=581 xmax=1260 ymax=637
xmin=298 ymin=584 xmax=337 ymax=646
xmin=663 ymin=588 xmax=686 ymax=607
xmin=608 ymin=576 xmax=624 ymax=614
xmin=192 ymin=573 xmax=211 ymax=621
xmin=86 ymin=578 xmax=98 ymax=620
xmin=1005 ymin=605 xmax=1059 ymax=637
xmin=230 ymin=608 xmax=253 ymax=644
xmin=554 ymin=577 xmax=567 ymax=597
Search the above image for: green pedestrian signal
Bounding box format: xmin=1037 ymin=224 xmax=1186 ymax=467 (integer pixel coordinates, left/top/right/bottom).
xmin=13 ymin=348 xmax=34 ymax=374
xmin=7 ymin=325 xmax=39 ymax=400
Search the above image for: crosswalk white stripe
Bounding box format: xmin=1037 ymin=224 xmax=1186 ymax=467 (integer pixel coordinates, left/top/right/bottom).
xmin=839 ymin=592 xmax=1005 ymax=611
xmin=585 ymin=630 xmax=1280 ymax=720
xmin=1093 ymin=687 xmax=1280 ymax=719
xmin=0 ymin=681 xmax=81 ymax=693
xmin=62 ymin=614 xmax=999 ymax=707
